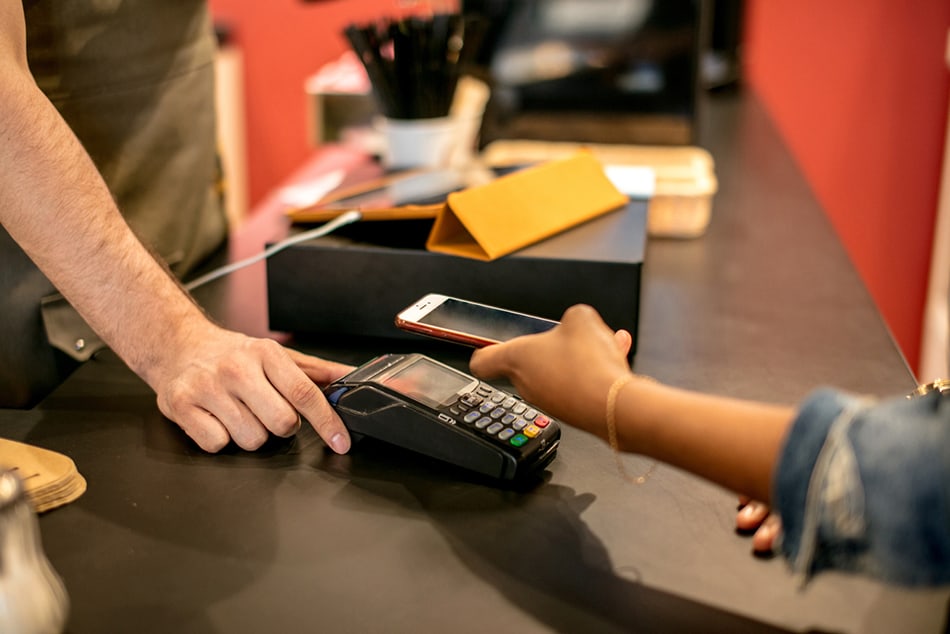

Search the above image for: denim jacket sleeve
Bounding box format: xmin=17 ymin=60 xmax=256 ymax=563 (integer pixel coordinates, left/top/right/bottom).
xmin=773 ymin=388 xmax=950 ymax=586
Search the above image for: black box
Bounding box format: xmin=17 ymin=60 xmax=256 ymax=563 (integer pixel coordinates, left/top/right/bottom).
xmin=266 ymin=200 xmax=646 ymax=351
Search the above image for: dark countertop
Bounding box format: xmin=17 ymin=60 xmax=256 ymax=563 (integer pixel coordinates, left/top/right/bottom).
xmin=3 ymin=90 xmax=946 ymax=633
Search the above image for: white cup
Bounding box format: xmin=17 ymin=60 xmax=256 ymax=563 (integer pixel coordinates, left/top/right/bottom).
xmin=379 ymin=115 xmax=475 ymax=170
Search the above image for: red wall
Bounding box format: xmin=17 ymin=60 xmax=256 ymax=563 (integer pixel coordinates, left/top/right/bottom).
xmin=742 ymin=1 xmax=950 ymax=373
xmin=208 ymin=0 xmax=395 ymax=206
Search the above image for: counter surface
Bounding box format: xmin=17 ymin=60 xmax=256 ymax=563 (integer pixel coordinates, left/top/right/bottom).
xmin=6 ymin=91 xmax=947 ymax=633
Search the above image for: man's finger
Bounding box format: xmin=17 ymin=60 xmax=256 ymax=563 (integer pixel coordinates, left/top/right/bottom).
xmin=173 ymin=407 xmax=232 ymax=453
xmin=200 ymin=390 xmax=273 ymax=450
xmin=284 ymin=348 xmax=355 ymax=384
xmin=300 ymin=395 xmax=351 ymax=454
xmin=262 ymin=351 xmax=351 ymax=453
xmin=288 ymin=381 xmax=350 ymax=453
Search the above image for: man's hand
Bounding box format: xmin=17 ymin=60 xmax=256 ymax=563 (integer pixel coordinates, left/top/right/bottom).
xmin=153 ymin=327 xmax=352 ymax=453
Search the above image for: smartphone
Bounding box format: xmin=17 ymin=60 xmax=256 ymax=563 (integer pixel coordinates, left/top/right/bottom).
xmin=395 ymin=294 xmax=559 ymax=347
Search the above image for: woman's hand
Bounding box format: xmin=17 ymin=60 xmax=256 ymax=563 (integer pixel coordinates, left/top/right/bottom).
xmin=737 ymin=497 xmax=783 ymax=554
xmin=469 ymin=304 xmax=634 ymax=437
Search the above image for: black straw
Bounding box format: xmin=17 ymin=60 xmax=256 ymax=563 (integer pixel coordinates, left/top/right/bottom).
xmin=344 ymin=13 xmax=481 ymax=120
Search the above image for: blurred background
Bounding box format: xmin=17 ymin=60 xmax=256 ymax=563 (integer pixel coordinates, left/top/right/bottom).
xmin=208 ymin=0 xmax=950 ymax=379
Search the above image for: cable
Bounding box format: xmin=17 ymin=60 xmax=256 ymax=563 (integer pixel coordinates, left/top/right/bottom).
xmin=184 ymin=210 xmax=363 ymax=292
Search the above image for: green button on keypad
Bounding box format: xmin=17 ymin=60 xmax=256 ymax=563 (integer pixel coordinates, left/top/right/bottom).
xmin=509 ymin=434 xmax=528 ymax=447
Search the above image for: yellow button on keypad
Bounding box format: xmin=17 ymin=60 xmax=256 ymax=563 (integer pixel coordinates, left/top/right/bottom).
xmin=523 ymin=425 xmax=541 ymax=438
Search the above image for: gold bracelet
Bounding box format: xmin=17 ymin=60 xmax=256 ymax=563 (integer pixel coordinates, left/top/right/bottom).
xmin=908 ymin=378 xmax=950 ymax=398
xmin=605 ymin=373 xmax=657 ymax=484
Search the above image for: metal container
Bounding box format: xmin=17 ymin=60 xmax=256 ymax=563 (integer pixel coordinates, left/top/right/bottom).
xmin=0 ymin=469 xmax=69 ymax=634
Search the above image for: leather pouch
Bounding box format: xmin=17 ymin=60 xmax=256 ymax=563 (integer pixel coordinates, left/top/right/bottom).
xmin=426 ymin=151 xmax=628 ymax=261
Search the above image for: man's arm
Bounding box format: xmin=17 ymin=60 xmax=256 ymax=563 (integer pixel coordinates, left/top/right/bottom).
xmin=0 ymin=2 xmax=350 ymax=453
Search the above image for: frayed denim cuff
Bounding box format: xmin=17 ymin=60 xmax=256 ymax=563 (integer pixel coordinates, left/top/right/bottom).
xmin=774 ymin=388 xmax=856 ymax=585
xmin=775 ymin=388 xmax=950 ymax=586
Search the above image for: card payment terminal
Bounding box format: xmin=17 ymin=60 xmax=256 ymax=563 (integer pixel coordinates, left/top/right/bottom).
xmin=324 ymin=353 xmax=561 ymax=480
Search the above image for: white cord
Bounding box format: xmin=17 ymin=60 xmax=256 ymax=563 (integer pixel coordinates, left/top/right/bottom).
xmin=184 ymin=210 xmax=363 ymax=291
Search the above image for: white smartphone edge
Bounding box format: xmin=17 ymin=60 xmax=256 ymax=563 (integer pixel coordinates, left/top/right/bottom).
xmin=394 ymin=293 xmax=558 ymax=347
xmin=394 ymin=293 xmax=450 ymax=325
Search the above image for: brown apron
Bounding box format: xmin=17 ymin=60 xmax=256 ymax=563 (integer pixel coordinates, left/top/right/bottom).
xmin=0 ymin=1 xmax=228 ymax=407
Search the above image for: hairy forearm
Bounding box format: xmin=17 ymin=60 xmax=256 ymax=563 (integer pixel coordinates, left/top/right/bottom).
xmin=0 ymin=53 xmax=215 ymax=389
xmin=614 ymin=378 xmax=794 ymax=503
xmin=0 ymin=2 xmax=355 ymax=455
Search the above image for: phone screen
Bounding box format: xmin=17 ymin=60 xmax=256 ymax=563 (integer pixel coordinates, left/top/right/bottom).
xmin=418 ymin=298 xmax=557 ymax=344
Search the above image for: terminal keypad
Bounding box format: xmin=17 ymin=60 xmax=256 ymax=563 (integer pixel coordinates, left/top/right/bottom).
xmin=447 ymin=383 xmax=552 ymax=448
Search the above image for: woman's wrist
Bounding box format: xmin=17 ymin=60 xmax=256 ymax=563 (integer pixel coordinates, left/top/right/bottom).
xmin=601 ymin=372 xmax=663 ymax=482
xmin=605 ymin=373 xmax=661 ymax=452
xmin=604 ymin=373 xmax=635 ymax=449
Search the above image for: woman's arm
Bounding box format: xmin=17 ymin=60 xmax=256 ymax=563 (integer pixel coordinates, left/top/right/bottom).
xmin=469 ymin=304 xmax=793 ymax=502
